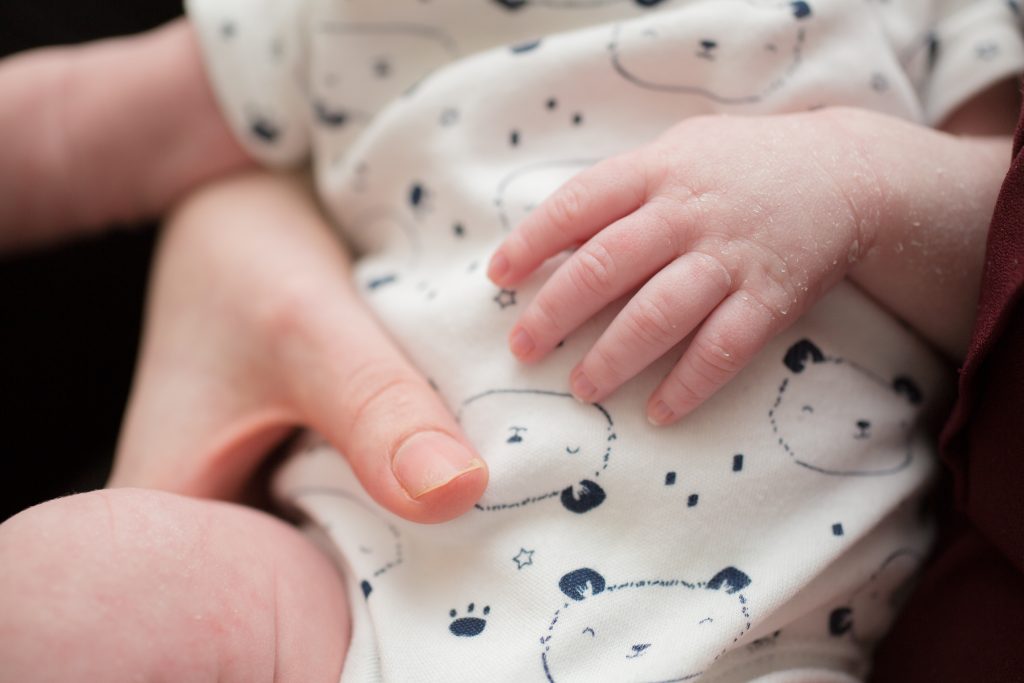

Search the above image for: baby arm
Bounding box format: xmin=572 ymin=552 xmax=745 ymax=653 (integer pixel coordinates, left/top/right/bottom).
xmin=0 ymin=18 xmax=249 ymax=250
xmin=488 ymin=98 xmax=1016 ymax=426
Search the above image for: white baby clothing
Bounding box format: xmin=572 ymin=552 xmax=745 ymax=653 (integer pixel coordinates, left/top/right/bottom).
xmin=186 ymin=1 xmax=1024 ymax=681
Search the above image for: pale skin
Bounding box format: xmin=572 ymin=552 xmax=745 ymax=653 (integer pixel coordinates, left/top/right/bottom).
xmin=488 ymin=89 xmax=1018 ymax=425
xmin=0 ymin=14 xmax=1018 ymax=683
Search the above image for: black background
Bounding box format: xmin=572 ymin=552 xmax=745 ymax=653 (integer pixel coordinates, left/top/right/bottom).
xmin=0 ymin=1 xmax=184 ymax=521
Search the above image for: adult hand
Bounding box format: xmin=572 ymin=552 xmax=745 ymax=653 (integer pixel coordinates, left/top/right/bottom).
xmin=110 ymin=171 xmax=487 ymax=523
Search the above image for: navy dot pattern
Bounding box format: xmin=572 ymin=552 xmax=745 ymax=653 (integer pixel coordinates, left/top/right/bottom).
xmin=187 ymin=0 xmax=1023 ymax=680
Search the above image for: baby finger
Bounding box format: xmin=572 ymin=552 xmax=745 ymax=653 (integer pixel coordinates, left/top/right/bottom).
xmin=569 ymin=252 xmax=733 ymax=404
xmin=509 ymin=203 xmax=681 ymax=362
xmin=488 ymin=153 xmax=647 ymax=287
xmin=647 ymin=290 xmax=778 ymax=425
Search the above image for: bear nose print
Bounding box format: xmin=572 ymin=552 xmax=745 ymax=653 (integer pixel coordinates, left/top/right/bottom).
xmin=857 ymin=420 xmax=871 ymax=431
xmin=700 ymin=40 xmax=717 ymax=51
xmin=632 ymin=643 xmax=651 ymax=653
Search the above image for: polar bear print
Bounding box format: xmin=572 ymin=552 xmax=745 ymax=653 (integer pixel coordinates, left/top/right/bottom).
xmin=769 ymin=339 xmax=925 ymax=476
xmin=609 ymin=0 xmax=813 ymax=104
xmin=289 ymin=486 xmax=404 ymax=599
xmin=458 ymin=389 xmax=615 ymax=513
xmin=828 ymin=549 xmax=923 ymax=645
xmin=541 ymin=566 xmax=752 ymax=682
xmin=494 ymin=159 xmax=599 ymax=231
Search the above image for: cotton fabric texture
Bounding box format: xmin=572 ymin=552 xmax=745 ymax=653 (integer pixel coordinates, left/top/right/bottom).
xmin=186 ymin=1 xmax=1024 ymax=681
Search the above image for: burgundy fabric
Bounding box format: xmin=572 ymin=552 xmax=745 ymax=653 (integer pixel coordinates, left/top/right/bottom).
xmin=870 ymin=98 xmax=1024 ymax=681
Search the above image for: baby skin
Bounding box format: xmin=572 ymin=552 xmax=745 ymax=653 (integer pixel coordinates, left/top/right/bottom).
xmin=0 ymin=19 xmax=1019 ymax=683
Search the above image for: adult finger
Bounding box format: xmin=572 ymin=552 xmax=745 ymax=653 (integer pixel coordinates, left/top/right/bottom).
xmin=273 ymin=287 xmax=488 ymax=524
xmin=242 ymin=179 xmax=489 ymax=524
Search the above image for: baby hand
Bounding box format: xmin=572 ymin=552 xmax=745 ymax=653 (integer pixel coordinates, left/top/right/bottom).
xmin=488 ymin=109 xmax=886 ymax=425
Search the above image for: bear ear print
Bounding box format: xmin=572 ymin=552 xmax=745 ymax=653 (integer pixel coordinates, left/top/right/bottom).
xmin=707 ymin=567 xmax=751 ymax=594
xmin=561 ymin=480 xmax=607 ymax=514
xmin=784 ymin=339 xmax=825 ymax=373
xmin=892 ymin=376 xmax=923 ymax=405
xmin=828 ymin=606 xmax=853 ymax=636
xmin=559 ymin=568 xmax=606 ymax=601
xmin=791 ymin=1 xmax=813 ymax=19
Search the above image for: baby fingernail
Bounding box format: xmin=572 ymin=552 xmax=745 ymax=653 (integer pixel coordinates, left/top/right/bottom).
xmin=648 ymin=400 xmax=676 ymax=426
xmin=510 ymin=327 xmax=535 ymax=357
xmin=392 ymin=432 xmax=483 ymax=499
xmin=571 ymin=369 xmax=598 ymax=402
xmin=487 ymin=252 xmax=510 ymax=283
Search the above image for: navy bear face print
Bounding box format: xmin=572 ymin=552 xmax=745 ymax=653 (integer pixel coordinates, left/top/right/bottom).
xmin=458 ymin=389 xmax=615 ymax=513
xmin=541 ymin=567 xmax=752 ymax=682
xmin=495 ymin=159 xmax=598 ymax=231
xmin=770 ymin=339 xmax=924 ymax=476
xmin=609 ymin=0 xmax=812 ymax=104
xmin=828 ymin=549 xmax=922 ymax=646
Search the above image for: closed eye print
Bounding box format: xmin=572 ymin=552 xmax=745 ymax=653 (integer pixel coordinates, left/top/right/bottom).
xmin=566 ymin=446 xmax=581 ymax=455
xmin=582 ymin=627 xmax=596 ymax=637
xmin=698 ymin=617 xmax=713 ymax=625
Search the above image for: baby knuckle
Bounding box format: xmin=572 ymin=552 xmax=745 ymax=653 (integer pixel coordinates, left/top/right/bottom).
xmin=528 ymin=293 xmax=567 ymax=340
xmin=568 ymin=242 xmax=617 ymax=297
xmin=690 ymin=252 xmax=734 ymax=292
xmin=544 ymin=179 xmax=588 ymax=231
xmin=688 ymin=335 xmax=742 ymax=384
xmin=623 ymin=297 xmax=677 ymax=349
xmin=662 ymin=369 xmax=706 ymax=409
xmin=743 ymin=284 xmax=792 ymax=325
xmin=589 ymin=343 xmax=631 ymax=385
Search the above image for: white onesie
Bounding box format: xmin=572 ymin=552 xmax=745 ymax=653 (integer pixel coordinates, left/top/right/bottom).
xmin=186 ymin=1 xmax=1024 ymax=681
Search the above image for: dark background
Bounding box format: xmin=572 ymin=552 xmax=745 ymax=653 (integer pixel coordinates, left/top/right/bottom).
xmin=0 ymin=1 xmax=184 ymax=521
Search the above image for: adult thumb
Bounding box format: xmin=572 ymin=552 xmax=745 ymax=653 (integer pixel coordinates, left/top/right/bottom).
xmin=274 ymin=294 xmax=488 ymax=524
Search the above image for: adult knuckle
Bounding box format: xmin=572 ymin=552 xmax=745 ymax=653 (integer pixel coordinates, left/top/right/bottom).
xmin=342 ymin=362 xmax=424 ymax=430
xmin=259 ymin=276 xmax=327 ymax=345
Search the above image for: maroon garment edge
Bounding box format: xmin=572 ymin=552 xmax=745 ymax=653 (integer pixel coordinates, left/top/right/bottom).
xmin=870 ymin=94 xmax=1024 ymax=681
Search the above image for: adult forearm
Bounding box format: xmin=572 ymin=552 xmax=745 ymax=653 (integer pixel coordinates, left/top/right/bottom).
xmin=0 ymin=19 xmax=251 ymax=251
